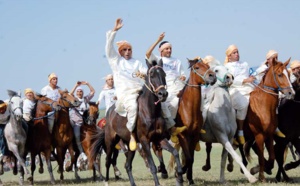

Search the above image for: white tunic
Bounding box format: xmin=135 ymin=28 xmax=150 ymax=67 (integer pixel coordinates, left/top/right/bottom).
xmin=105 ymin=30 xmax=146 ymax=116
xmin=23 ymin=98 xmax=36 ymax=121
xmin=0 ymin=100 xmax=9 ymax=125
xmin=97 ymin=87 xmax=116 ymax=114
xmin=41 ymin=85 xmax=61 ymax=101
xmin=225 ymin=61 xmax=254 ymax=114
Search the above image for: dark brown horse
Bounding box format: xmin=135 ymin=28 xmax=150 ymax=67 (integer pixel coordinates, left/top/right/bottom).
xmin=52 ymin=90 xmax=80 ymax=181
xmin=244 ymin=58 xmax=294 ymax=182
xmin=26 ymin=94 xmax=61 ymax=185
xmin=275 ymin=74 xmax=300 ymax=182
xmin=89 ymin=59 xmax=183 ymax=186
xmin=172 ymin=58 xmax=216 ymax=185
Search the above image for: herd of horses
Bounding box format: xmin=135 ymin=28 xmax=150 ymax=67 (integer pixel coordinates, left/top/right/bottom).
xmin=1 ymin=57 xmax=300 ymax=186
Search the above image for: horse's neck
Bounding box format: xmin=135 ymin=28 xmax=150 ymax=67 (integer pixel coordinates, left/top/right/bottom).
xmin=179 ymin=84 xmax=201 ymax=110
xmin=8 ymin=114 xmax=22 ymax=131
xmin=139 ymin=87 xmax=160 ymax=117
xmin=58 ymin=108 xmax=70 ymax=124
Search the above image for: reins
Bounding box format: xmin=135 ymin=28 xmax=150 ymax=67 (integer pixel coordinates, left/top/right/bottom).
xmin=33 ymin=100 xmax=58 ymax=121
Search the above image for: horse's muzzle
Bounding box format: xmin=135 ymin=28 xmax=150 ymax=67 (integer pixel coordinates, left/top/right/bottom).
xmin=206 ymin=72 xmax=217 ymax=85
xmin=157 ymin=89 xmax=168 ymax=102
xmin=283 ymin=89 xmax=295 ymax=100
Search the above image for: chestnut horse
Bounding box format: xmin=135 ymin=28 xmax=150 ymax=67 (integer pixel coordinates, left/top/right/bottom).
xmin=52 ymin=90 xmax=80 ymax=181
xmin=244 ymin=58 xmax=294 ymax=182
xmin=26 ymin=94 xmax=61 ymax=185
xmin=275 ymin=75 xmax=300 ymax=182
xmin=174 ymin=58 xmax=216 ymax=185
xmin=89 ymin=59 xmax=184 ymax=186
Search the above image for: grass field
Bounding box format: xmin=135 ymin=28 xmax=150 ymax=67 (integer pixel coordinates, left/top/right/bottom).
xmin=0 ymin=142 xmax=299 ymax=186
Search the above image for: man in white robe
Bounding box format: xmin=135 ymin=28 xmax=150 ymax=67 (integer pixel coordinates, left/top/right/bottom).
xmin=224 ymin=45 xmax=255 ymax=145
xmin=145 ymin=32 xmax=187 ymax=144
xmin=105 ymin=18 xmax=147 ymax=151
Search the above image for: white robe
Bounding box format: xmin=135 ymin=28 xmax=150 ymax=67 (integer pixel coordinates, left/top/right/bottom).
xmin=225 ymin=61 xmax=254 ymax=120
xmin=105 ymin=30 xmax=146 ymax=132
xmin=97 ymin=87 xmax=116 ymax=115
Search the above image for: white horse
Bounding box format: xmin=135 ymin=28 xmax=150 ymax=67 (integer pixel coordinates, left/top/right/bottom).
xmin=4 ymin=90 xmax=31 ymax=185
xmin=199 ymin=65 xmax=257 ymax=183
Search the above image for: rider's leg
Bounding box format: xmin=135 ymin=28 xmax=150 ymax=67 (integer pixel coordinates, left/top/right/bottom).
xmin=47 ymin=112 xmax=55 ymax=134
xmin=125 ymin=98 xmax=138 ymax=151
xmin=73 ymin=122 xmax=87 ymax=160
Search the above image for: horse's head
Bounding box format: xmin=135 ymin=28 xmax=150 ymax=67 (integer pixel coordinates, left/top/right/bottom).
xmin=213 ymin=65 xmax=234 ymax=87
xmin=58 ymin=89 xmax=81 ymax=108
xmin=83 ymin=101 xmax=99 ymax=125
xmin=7 ymin=90 xmax=23 ymax=121
xmin=264 ymin=58 xmax=295 ymax=99
xmin=188 ymin=57 xmax=216 ymax=85
xmin=145 ymin=59 xmax=168 ymax=103
xmin=35 ymin=93 xmax=61 ymax=112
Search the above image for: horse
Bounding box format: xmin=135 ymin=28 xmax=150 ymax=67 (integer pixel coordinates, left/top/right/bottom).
xmin=51 ymin=89 xmax=80 ymax=181
xmin=3 ymin=90 xmax=31 ymax=185
xmin=274 ymin=74 xmax=300 ymax=182
xmin=164 ymin=57 xmax=215 ymax=185
xmin=243 ymin=58 xmax=294 ymax=182
xmin=26 ymin=94 xmax=61 ymax=185
xmin=89 ymin=59 xmax=184 ymax=186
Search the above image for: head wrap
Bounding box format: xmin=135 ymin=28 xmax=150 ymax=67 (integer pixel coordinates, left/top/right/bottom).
xmin=0 ymin=100 xmax=7 ymax=111
xmin=290 ymin=60 xmax=300 ymax=70
xmin=159 ymin=41 xmax=172 ymax=53
xmin=105 ymin=74 xmax=113 ymax=81
xmin=24 ymin=88 xmax=34 ymax=95
xmin=224 ymin=44 xmax=238 ymax=64
xmin=48 ymin=73 xmax=58 ymax=82
xmin=116 ymin=40 xmax=132 ymax=55
xmin=76 ymin=86 xmax=84 ymax=94
xmin=203 ymin=55 xmax=221 ymax=68
xmin=266 ymin=50 xmax=278 ymax=60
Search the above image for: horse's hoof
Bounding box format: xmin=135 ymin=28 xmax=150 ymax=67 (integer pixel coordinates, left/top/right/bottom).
xmin=27 ymin=176 xmax=33 ymax=182
xmin=115 ymin=170 xmax=121 ymax=177
xmin=13 ymin=168 xmax=18 ymax=175
xmin=0 ymin=169 xmax=3 ymax=175
xmin=248 ymin=175 xmax=257 ymax=183
xmin=75 ymin=175 xmax=81 ymax=180
xmin=176 ymin=179 xmax=184 ymax=186
xmin=188 ymin=179 xmax=195 ymax=185
xmin=265 ymin=169 xmax=272 ymax=175
xmin=250 ymin=166 xmax=259 ymax=175
xmin=227 ymin=164 xmax=233 ymax=172
xmin=202 ymin=165 xmax=211 ymax=171
xmin=161 ymin=173 xmax=168 ymax=179
xmin=38 ymin=167 xmax=44 ymax=174
xmin=284 ymin=163 xmax=293 ymax=171
xmin=65 ymin=165 xmax=72 ymax=172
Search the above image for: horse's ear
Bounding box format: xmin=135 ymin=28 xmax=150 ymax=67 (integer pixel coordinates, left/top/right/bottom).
xmin=270 ymin=57 xmax=277 ymax=67
xmin=283 ymin=57 xmax=291 ymax=67
xmin=145 ymin=59 xmax=152 ymax=69
xmin=18 ymin=90 xmax=21 ymax=97
xmin=7 ymin=90 xmax=17 ymax=98
xmin=187 ymin=57 xmax=197 ymax=68
xmin=158 ymin=58 xmax=163 ymax=67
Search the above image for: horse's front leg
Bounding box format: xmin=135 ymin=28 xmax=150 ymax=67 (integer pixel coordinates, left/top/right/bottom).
xmin=265 ymin=137 xmax=275 ymax=173
xmin=275 ymin=140 xmax=290 ymax=182
xmin=159 ymin=139 xmax=183 ymax=185
xmin=38 ymin=153 xmax=44 ymax=174
xmin=140 ymin=137 xmax=160 ymax=186
xmin=111 ymin=148 xmax=121 ymax=179
xmin=179 ymin=136 xmax=195 ymax=185
xmin=68 ymin=145 xmax=80 ymax=180
xmin=55 ymin=147 xmax=66 ymax=181
xmin=254 ymin=134 xmax=266 ymax=182
xmin=152 ymin=143 xmax=168 ymax=179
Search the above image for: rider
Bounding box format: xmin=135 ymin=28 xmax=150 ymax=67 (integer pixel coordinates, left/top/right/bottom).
xmin=0 ymin=100 xmax=9 ymax=163
xmin=224 ymin=44 xmax=255 ymax=145
xmin=105 ymin=18 xmax=147 ymax=151
xmin=97 ymin=74 xmax=117 ymax=115
xmin=145 ymin=32 xmax=187 ymax=144
xmin=23 ymin=88 xmax=36 ymax=123
xmin=255 ymin=50 xmax=286 ymax=138
xmin=69 ymin=81 xmax=95 ymax=160
xmin=289 ymin=60 xmax=300 ymax=83
xmin=41 ymin=73 xmax=61 ymax=134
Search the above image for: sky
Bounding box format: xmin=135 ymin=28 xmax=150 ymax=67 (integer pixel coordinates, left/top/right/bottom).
xmin=0 ymin=0 xmax=299 ymax=108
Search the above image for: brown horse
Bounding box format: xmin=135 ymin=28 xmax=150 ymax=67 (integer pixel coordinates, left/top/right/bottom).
xmin=244 ymin=58 xmax=294 ymax=182
xmin=26 ymin=94 xmax=61 ymax=185
xmin=89 ymin=59 xmax=184 ymax=186
xmin=52 ymin=90 xmax=80 ymax=181
xmin=173 ymin=58 xmax=216 ymax=185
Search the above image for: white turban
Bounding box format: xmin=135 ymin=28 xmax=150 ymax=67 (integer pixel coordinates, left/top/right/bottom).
xmin=290 ymin=60 xmax=300 ymax=70
xmin=203 ymin=55 xmax=221 ymax=68
xmin=224 ymin=45 xmax=238 ymax=64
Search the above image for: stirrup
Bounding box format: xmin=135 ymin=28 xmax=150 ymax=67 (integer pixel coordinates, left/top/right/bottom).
xmin=170 ymin=135 xmax=179 ymax=144
xmin=129 ymin=136 xmax=137 ymax=151
xmin=275 ymin=130 xmax=286 ymax=138
xmin=238 ymin=136 xmax=245 ymax=145
xmin=200 ymin=129 xmax=206 ymax=134
xmin=172 ymin=126 xmax=187 ymax=136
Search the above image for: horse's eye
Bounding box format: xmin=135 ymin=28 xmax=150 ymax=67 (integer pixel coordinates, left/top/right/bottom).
xmin=215 ymin=70 xmax=219 ymax=73
xmin=194 ymin=67 xmax=199 ymax=70
xmin=278 ymin=74 xmax=283 ymax=77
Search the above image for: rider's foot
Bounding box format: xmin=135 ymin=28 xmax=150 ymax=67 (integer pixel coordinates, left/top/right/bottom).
xmin=115 ymin=143 xmax=121 ymax=150
xmin=129 ymin=134 xmax=137 ymax=151
xmin=195 ymin=142 xmax=201 ymax=151
xmin=200 ymin=129 xmax=206 ymax=134
xmin=275 ymin=129 xmax=286 ymax=138
xmin=238 ymin=135 xmax=245 ymax=145
xmin=170 ymin=126 xmax=187 ymax=144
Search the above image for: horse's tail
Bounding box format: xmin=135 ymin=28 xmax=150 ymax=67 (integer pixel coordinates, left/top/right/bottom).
xmin=88 ymin=127 xmax=105 ymax=169
xmin=244 ymin=139 xmax=254 ymax=163
xmin=167 ymin=143 xmax=181 ymax=173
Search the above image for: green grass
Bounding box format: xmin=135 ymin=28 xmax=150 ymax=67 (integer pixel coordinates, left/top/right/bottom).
xmin=1 ymin=143 xmax=299 ymax=186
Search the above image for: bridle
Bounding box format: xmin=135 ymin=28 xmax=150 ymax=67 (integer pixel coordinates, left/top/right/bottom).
xmin=144 ymin=65 xmax=167 ymax=95
xmin=33 ymin=100 xmax=58 ymax=121
xmin=261 ymin=66 xmax=292 ymax=92
xmin=9 ymin=95 xmax=23 ymax=114
xmin=185 ymin=60 xmax=210 ymax=87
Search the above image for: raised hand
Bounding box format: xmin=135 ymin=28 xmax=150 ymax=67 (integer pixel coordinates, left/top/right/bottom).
xmin=157 ymin=32 xmax=165 ymax=42
xmin=113 ymin=18 xmax=123 ymax=31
